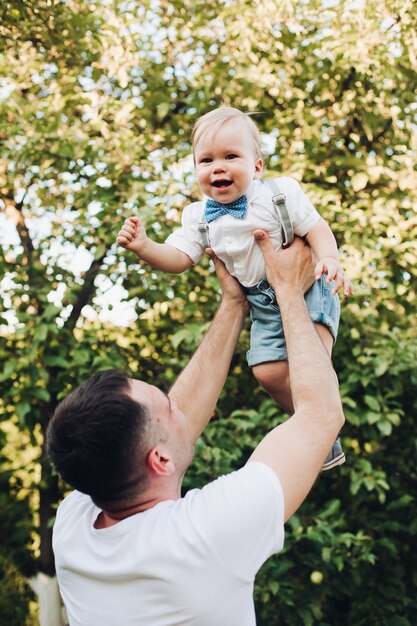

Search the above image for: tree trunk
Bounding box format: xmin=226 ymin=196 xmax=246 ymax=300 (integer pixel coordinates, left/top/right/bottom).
xmin=29 ymin=573 xmax=67 ymax=626
xmin=39 ymin=446 xmax=60 ymax=576
xmin=35 ymin=439 xmax=65 ymax=624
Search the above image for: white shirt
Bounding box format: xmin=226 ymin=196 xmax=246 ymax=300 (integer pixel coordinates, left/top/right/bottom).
xmin=166 ymin=177 xmax=321 ymax=287
xmin=53 ymin=462 xmax=284 ymax=626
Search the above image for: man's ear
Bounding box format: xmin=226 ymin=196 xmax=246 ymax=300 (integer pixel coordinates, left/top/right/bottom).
xmin=147 ymin=446 xmax=175 ymax=476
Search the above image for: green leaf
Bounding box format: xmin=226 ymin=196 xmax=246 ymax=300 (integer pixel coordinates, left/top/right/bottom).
xmin=171 ymin=329 xmax=191 ymax=349
xmin=34 ymin=324 xmax=49 ymax=342
xmin=94 ymin=244 xmax=107 ymax=260
xmin=32 ymin=388 xmax=51 ymax=402
xmin=43 ymin=356 xmax=69 ymax=369
xmin=42 ymin=304 xmax=61 ymax=320
xmin=365 ymin=411 xmax=380 ymax=424
xmin=156 ymin=102 xmax=170 ymax=119
xmin=377 ymin=420 xmax=393 ymax=436
xmin=364 ymin=395 xmax=380 ymax=412
xmin=351 ymin=173 xmax=369 ymax=191
xmin=0 ymin=361 xmax=16 ymax=383
xmin=375 ymin=359 xmax=389 ymax=377
xmin=15 ymin=401 xmax=31 ymax=423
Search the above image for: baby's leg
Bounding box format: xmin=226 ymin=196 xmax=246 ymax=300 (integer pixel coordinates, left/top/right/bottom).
xmin=253 ymin=323 xmax=334 ymax=414
xmin=253 ymin=360 xmax=294 ymax=413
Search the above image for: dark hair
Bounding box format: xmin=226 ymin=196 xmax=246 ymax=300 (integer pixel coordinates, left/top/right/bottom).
xmin=47 ymin=370 xmax=151 ymax=508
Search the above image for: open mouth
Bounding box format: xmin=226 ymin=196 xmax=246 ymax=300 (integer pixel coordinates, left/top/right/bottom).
xmin=212 ymin=180 xmax=233 ymax=188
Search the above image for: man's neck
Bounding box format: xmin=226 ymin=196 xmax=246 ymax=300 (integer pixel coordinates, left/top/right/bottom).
xmin=93 ymin=489 xmax=180 ymax=529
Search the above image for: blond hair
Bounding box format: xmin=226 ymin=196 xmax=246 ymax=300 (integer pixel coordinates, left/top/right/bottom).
xmin=191 ymin=106 xmax=263 ymax=160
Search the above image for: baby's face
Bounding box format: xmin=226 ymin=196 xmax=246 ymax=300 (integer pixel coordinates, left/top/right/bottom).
xmin=194 ymin=120 xmax=263 ymax=204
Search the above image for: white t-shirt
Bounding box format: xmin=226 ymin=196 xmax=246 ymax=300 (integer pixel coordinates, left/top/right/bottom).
xmin=166 ymin=177 xmax=321 ymax=287
xmin=53 ymin=462 xmax=284 ymax=626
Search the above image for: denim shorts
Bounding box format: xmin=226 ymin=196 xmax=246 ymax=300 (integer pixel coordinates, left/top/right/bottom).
xmin=244 ymin=276 xmax=340 ymax=367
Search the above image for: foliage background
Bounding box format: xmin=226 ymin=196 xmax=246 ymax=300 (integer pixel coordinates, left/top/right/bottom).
xmin=0 ymin=0 xmax=416 ymax=624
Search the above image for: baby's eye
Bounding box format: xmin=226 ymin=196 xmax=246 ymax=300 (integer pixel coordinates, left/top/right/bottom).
xmin=226 ymin=154 xmax=238 ymax=160
xmin=199 ymin=157 xmax=212 ymax=164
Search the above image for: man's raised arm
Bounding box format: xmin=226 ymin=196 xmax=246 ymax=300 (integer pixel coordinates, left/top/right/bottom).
xmin=248 ymin=233 xmax=345 ymax=522
xmin=169 ymin=252 xmax=249 ymax=444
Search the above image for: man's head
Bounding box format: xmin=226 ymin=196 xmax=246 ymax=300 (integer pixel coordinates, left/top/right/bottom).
xmin=47 ymin=370 xmax=194 ymax=510
xmin=191 ymin=106 xmax=263 ymax=204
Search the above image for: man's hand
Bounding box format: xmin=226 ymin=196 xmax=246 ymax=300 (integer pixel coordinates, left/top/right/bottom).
xmin=116 ymin=217 xmax=148 ymax=255
xmin=206 ymin=248 xmax=249 ymax=313
xmin=315 ymin=256 xmax=354 ymax=296
xmin=254 ymin=231 xmax=315 ymax=297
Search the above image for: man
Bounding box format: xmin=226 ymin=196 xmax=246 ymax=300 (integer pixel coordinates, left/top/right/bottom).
xmin=47 ymin=234 xmax=344 ymax=626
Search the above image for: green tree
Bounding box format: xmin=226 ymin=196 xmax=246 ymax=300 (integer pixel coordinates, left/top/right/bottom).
xmin=0 ymin=0 xmax=416 ymax=624
xmin=0 ymin=428 xmax=35 ymax=626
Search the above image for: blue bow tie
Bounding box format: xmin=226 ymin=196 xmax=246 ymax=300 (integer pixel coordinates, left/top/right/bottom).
xmin=205 ymin=195 xmax=248 ymax=223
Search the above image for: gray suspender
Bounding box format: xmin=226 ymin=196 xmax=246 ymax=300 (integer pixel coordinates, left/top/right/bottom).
xmin=198 ymin=179 xmax=294 ymax=249
xmin=266 ymin=179 xmax=294 ymax=248
xmin=198 ymin=221 xmax=211 ymax=249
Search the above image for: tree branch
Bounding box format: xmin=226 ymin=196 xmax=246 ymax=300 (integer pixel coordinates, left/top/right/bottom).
xmin=2 ymin=192 xmax=35 ymax=266
xmin=64 ymin=255 xmax=107 ymax=333
xmin=263 ymin=89 xmax=286 ymax=112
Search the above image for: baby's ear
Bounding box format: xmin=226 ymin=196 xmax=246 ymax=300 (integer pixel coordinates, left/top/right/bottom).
xmin=254 ymin=158 xmax=263 ymax=178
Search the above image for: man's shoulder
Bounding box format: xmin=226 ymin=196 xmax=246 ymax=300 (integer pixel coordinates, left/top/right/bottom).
xmin=188 ymin=462 xmax=282 ymax=506
xmin=181 ymin=463 xmax=285 ymax=567
xmin=56 ymin=490 xmax=93 ymax=521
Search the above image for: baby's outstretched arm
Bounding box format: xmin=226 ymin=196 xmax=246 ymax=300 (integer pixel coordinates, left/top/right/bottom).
xmin=116 ymin=216 xmax=193 ymax=274
xmin=306 ymin=218 xmax=353 ymax=296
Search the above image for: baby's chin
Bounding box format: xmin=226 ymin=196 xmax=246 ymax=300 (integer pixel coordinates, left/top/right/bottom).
xmin=207 ymin=194 xmax=242 ymax=204
xmin=206 ymin=187 xmax=243 ymax=203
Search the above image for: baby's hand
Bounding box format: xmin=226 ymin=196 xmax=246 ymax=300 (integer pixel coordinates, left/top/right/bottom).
xmin=116 ymin=217 xmax=147 ymax=255
xmin=315 ymin=256 xmax=353 ymax=296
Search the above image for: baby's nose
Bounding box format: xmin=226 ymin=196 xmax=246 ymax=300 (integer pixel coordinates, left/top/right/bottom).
xmin=213 ymin=161 xmax=226 ymax=172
